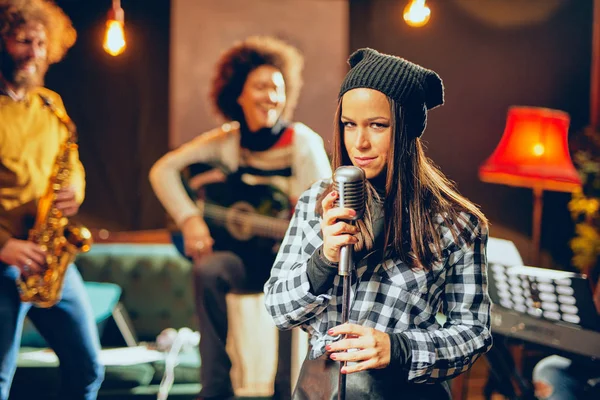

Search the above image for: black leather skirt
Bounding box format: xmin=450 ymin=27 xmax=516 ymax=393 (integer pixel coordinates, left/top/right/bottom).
xmin=292 ymin=352 xmax=451 ymax=400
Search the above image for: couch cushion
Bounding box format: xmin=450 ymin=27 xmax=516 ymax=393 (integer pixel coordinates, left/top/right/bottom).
xmin=14 ymin=347 xmax=155 ymax=395
xmin=103 ymin=364 xmax=156 ymax=389
xmin=151 ymin=349 xmax=201 ymax=384
xmin=20 ymin=282 xmax=122 ymax=348
xmin=75 ymin=244 xmax=197 ymax=341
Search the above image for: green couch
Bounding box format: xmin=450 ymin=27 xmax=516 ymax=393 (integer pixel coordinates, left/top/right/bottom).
xmin=75 ymin=243 xmax=198 ymax=342
xmin=12 ymin=243 xmax=202 ymax=400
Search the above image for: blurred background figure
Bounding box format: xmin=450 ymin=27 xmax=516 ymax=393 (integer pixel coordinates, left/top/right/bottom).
xmin=150 ymin=35 xmax=331 ymax=400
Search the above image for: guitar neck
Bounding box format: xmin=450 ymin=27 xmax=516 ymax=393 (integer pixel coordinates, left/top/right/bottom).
xmin=203 ymin=203 xmax=289 ymax=240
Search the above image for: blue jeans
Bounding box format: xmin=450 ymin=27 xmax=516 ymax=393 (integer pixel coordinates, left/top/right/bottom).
xmin=533 ymin=355 xmax=600 ymax=400
xmin=0 ymin=264 xmax=104 ymax=400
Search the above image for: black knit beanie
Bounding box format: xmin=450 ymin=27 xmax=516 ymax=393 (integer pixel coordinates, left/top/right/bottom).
xmin=339 ymin=48 xmax=444 ymax=138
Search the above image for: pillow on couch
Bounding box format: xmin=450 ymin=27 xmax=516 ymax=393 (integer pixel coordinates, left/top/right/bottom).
xmin=20 ymin=281 xmax=122 ymax=348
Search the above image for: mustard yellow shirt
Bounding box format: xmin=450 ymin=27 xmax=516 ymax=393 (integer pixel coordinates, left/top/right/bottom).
xmin=0 ymin=88 xmax=85 ymax=248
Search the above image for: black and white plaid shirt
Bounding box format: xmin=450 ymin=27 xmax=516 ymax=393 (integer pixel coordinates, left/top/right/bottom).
xmin=264 ymin=180 xmax=492 ymax=383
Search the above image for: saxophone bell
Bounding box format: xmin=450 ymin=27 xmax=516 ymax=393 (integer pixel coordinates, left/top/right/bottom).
xmin=64 ymin=223 xmax=93 ymax=253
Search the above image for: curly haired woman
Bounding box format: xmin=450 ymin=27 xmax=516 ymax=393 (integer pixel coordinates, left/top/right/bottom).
xmin=150 ymin=35 xmax=331 ymax=400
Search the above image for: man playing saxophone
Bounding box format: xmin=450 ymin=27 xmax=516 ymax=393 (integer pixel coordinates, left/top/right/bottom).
xmin=0 ymin=1 xmax=104 ymax=399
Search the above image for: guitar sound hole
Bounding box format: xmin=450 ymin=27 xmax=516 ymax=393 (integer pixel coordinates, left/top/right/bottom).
xmin=226 ymin=201 xmax=255 ymax=241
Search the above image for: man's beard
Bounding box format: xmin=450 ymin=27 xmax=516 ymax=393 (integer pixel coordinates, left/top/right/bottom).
xmin=0 ymin=49 xmax=47 ymax=90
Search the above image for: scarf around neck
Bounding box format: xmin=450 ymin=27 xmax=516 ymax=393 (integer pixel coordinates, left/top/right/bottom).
xmin=239 ymin=118 xmax=290 ymax=152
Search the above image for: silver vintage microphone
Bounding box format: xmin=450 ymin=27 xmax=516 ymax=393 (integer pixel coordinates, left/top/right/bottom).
xmin=332 ymin=166 xmax=366 ymax=400
xmin=334 ymin=166 xmax=366 ymax=276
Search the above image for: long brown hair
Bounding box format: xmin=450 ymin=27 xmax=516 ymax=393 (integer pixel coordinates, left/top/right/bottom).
xmin=318 ymin=95 xmax=488 ymax=269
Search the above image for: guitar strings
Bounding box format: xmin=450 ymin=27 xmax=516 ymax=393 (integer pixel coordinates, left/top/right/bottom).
xmin=203 ymin=203 xmax=290 ymax=237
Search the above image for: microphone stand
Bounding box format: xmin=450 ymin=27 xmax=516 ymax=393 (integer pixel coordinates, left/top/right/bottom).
xmin=337 ymin=236 xmax=354 ymax=400
xmin=332 ymin=165 xmax=365 ymax=400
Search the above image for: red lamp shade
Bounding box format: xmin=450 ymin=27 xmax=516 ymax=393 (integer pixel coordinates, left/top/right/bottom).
xmin=479 ymin=106 xmax=582 ymax=192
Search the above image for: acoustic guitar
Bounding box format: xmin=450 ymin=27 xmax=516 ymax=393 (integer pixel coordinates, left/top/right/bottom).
xmin=171 ymin=165 xmax=292 ymax=267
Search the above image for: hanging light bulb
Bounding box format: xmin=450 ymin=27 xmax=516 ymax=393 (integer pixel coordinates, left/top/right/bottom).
xmin=403 ymin=0 xmax=431 ymax=28
xmin=103 ymin=0 xmax=126 ymax=56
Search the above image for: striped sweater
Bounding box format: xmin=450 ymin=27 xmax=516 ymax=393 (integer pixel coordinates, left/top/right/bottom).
xmin=149 ymin=122 xmax=332 ymax=226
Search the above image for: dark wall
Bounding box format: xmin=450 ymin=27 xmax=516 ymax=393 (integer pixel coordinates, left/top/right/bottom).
xmin=43 ymin=0 xmax=593 ymax=268
xmin=349 ymin=0 xmax=592 ymax=267
xmin=47 ymin=0 xmax=170 ymax=230
xmin=170 ymin=0 xmax=348 ymax=149
xmin=48 ymin=0 xmax=347 ymax=232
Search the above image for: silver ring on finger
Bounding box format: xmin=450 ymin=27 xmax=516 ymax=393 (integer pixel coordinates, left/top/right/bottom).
xmin=195 ymin=241 xmax=205 ymax=251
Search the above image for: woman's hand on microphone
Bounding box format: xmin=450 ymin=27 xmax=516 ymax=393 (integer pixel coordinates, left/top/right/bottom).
xmin=326 ymin=323 xmax=391 ymax=373
xmin=321 ymin=190 xmax=360 ymax=263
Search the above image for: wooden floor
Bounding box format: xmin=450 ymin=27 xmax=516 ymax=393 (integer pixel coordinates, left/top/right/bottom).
xmin=454 ymin=357 xmax=509 ymax=400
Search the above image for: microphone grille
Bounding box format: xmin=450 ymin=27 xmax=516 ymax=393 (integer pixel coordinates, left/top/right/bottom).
xmin=333 ymin=166 xmax=366 ymax=220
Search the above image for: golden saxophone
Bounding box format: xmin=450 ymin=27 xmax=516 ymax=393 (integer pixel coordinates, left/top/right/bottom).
xmin=16 ymin=95 xmax=92 ymax=308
